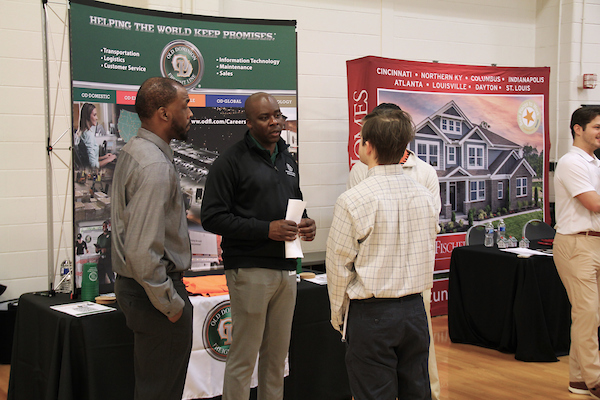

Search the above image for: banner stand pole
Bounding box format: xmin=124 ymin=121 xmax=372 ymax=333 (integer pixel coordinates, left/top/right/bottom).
xmin=42 ymin=0 xmax=55 ymax=294
xmin=41 ymin=0 xmax=74 ymax=296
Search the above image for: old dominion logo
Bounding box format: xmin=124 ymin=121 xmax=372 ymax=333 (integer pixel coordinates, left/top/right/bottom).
xmin=160 ymin=40 xmax=204 ymax=89
xmin=203 ymin=300 xmax=232 ymax=361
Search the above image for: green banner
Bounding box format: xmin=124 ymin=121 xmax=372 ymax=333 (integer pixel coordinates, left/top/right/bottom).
xmin=70 ymin=1 xmax=299 ymax=281
xmin=70 ymin=0 xmax=297 ymax=91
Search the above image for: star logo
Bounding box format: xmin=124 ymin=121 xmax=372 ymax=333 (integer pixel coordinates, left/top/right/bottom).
xmin=517 ymin=100 xmax=542 ymax=135
xmin=523 ymin=110 xmax=534 ymax=124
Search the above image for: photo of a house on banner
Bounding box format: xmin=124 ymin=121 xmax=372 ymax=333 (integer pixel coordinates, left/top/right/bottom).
xmin=410 ymin=99 xmax=536 ymax=220
xmin=347 ymin=56 xmax=550 ymax=316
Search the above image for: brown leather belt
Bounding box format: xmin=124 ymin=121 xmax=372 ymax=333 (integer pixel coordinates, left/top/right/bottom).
xmin=577 ymin=231 xmax=600 ymax=237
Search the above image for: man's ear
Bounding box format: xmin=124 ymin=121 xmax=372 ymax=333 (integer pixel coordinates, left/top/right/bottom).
xmin=366 ymin=140 xmax=380 ymax=163
xmin=364 ymin=140 xmax=374 ymax=156
xmin=158 ymin=106 xmax=169 ymax=122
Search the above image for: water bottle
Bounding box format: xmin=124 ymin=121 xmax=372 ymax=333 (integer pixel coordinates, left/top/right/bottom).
xmin=59 ymin=260 xmax=72 ymax=293
xmin=519 ymin=236 xmax=530 ymax=249
xmin=498 ymin=219 xmax=506 ymax=240
xmin=484 ymin=222 xmax=494 ymax=247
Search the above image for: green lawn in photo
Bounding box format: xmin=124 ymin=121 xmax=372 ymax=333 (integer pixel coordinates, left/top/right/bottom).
xmin=495 ymin=210 xmax=544 ymax=239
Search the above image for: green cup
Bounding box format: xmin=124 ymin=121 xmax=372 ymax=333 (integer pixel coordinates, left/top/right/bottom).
xmin=81 ymin=262 xmax=99 ymax=301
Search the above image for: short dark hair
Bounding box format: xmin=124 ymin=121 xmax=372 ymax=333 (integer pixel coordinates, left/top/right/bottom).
xmin=361 ymin=109 xmax=415 ymax=165
xmin=570 ymin=106 xmax=600 ymax=139
xmin=135 ymin=77 xmax=182 ymax=121
xmin=79 ymin=103 xmax=96 ymax=131
xmin=373 ymin=103 xmax=401 ymax=113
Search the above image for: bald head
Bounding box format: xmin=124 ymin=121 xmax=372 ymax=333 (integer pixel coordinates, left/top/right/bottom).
xmin=244 ymin=92 xmax=284 ymax=152
xmin=245 ymin=92 xmax=274 ymax=120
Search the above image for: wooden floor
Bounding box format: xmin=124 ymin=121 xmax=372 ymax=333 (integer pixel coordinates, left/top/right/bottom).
xmin=0 ymin=364 xmax=8 ymax=400
xmin=0 ymin=315 xmax=583 ymax=400
xmin=433 ymin=315 xmax=577 ymax=400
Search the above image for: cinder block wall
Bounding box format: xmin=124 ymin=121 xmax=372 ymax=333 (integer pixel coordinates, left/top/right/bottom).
xmin=3 ymin=0 xmax=599 ymax=300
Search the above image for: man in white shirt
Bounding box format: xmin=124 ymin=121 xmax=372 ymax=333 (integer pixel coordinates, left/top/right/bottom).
xmin=348 ymin=150 xmax=441 ymax=211
xmin=327 ymin=108 xmax=437 ymax=400
xmin=347 ymin=103 xmax=442 ymax=400
xmin=554 ymin=106 xmax=600 ymax=398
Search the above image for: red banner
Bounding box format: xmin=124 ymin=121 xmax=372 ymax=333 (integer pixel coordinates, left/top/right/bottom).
xmin=430 ymin=232 xmax=466 ymax=316
xmin=347 ymin=56 xmax=549 ymax=169
xmin=347 ymin=56 xmax=550 ymax=315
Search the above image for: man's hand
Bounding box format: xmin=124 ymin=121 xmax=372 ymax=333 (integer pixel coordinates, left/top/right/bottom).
xmin=168 ymin=309 xmax=183 ymax=323
xmin=269 ymin=219 xmax=298 ymax=241
xmin=298 ymin=218 xmax=316 ymax=241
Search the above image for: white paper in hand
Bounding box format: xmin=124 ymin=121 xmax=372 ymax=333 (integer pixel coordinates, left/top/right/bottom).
xmin=285 ymin=199 xmax=307 ymax=258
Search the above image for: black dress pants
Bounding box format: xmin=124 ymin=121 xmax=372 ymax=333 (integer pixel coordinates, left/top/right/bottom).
xmin=115 ymin=275 xmax=193 ymax=400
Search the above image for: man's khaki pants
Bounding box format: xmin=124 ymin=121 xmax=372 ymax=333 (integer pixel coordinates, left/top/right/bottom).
xmin=554 ymin=233 xmax=600 ymax=387
xmin=424 ymin=289 xmax=441 ymax=400
xmin=222 ymin=268 xmax=296 ymax=400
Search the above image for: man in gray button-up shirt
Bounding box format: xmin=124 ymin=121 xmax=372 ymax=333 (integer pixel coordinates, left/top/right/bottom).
xmin=111 ymin=77 xmax=194 ymax=400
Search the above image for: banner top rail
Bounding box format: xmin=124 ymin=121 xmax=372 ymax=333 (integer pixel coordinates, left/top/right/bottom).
xmin=69 ymin=0 xmax=297 ymax=27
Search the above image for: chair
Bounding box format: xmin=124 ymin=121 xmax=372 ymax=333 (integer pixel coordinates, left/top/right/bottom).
xmin=522 ymin=219 xmax=556 ymax=240
xmin=465 ymin=224 xmax=487 ymax=245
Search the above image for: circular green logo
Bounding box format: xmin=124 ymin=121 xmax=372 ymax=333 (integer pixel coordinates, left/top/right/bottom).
xmin=202 ymin=301 xmax=232 ymax=361
xmin=160 ymin=40 xmax=204 ymax=89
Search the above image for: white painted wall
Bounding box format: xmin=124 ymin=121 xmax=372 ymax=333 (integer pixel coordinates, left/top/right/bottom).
xmin=2 ymin=0 xmax=600 ymax=300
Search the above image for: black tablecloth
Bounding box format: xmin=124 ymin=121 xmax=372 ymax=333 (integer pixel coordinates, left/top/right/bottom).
xmin=8 ymin=292 xmax=135 ymax=400
xmin=287 ymin=279 xmax=349 ymax=400
xmin=8 ymin=277 xmax=351 ymax=400
xmin=448 ymin=245 xmax=571 ymax=362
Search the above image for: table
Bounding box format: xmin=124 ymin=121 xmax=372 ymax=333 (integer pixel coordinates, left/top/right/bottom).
xmin=8 ymin=277 xmax=351 ymax=400
xmin=287 ymin=275 xmax=348 ymax=400
xmin=448 ymin=244 xmax=571 ymax=362
xmin=8 ymin=292 xmax=134 ymax=400
xmin=0 ymin=300 xmax=18 ymax=364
